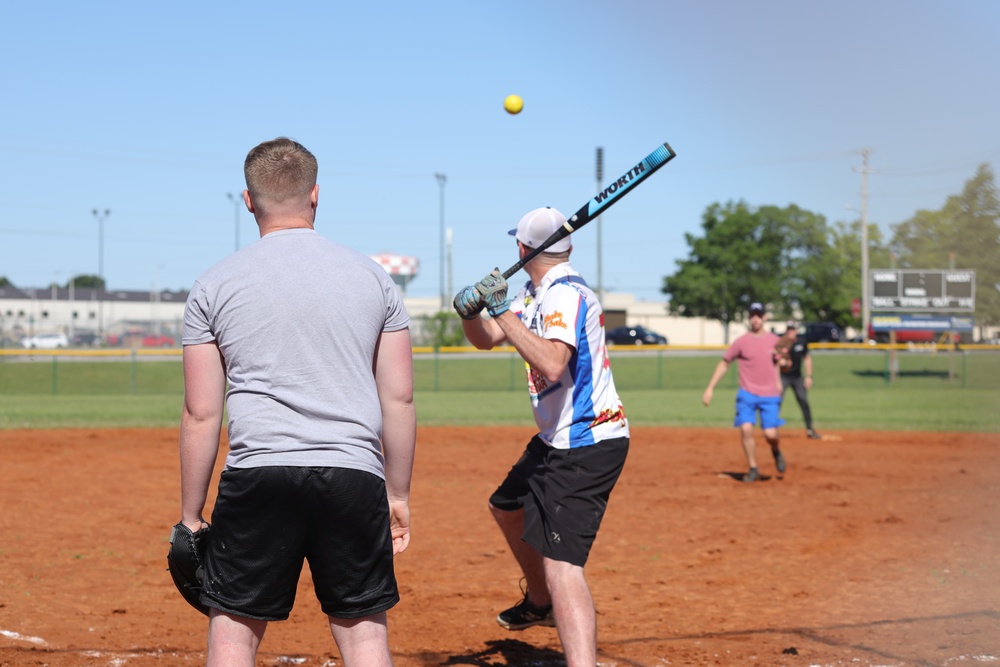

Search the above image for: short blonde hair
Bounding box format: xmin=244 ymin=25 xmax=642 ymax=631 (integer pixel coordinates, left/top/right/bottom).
xmin=244 ymin=137 xmax=318 ymax=207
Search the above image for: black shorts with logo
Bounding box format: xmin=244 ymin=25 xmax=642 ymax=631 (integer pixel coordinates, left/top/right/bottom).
xmin=489 ymin=435 xmax=629 ymax=567
xmin=202 ymin=466 xmax=398 ymax=621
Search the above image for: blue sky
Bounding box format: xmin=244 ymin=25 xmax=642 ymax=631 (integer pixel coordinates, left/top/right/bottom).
xmin=1 ymin=1 xmax=997 ymax=302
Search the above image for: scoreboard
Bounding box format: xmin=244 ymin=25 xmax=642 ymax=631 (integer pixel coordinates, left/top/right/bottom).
xmin=869 ymin=269 xmax=975 ymax=312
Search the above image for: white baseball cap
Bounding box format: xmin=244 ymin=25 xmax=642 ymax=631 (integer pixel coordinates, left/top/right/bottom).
xmin=508 ymin=207 xmax=572 ymax=253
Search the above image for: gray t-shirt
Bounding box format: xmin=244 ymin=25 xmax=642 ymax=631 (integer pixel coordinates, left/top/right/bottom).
xmin=182 ymin=228 xmax=410 ymax=477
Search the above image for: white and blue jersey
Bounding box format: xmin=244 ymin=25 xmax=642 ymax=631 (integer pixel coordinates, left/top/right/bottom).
xmin=509 ymin=263 xmax=629 ymax=449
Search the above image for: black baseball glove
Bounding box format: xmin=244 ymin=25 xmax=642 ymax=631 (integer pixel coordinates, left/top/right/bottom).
xmin=167 ymin=522 xmax=211 ymax=615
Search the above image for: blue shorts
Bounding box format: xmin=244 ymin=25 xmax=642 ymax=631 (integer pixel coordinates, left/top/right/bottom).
xmin=734 ymin=388 xmax=785 ymax=429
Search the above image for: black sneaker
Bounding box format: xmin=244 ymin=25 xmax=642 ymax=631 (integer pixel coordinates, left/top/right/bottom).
xmin=743 ymin=467 xmax=760 ymax=483
xmin=807 ymin=429 xmax=821 ymax=440
xmin=497 ymin=594 xmax=555 ymax=630
xmin=773 ymin=450 xmax=787 ymax=473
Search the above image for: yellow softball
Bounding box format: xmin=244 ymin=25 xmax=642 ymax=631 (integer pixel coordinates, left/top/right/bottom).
xmin=504 ymin=94 xmax=523 ymax=115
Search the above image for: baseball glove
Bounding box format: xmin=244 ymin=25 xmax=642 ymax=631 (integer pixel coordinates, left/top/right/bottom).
xmin=774 ymin=332 xmax=794 ymax=370
xmin=167 ymin=522 xmax=211 ymax=615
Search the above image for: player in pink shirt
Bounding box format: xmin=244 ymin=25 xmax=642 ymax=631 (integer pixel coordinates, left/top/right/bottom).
xmin=702 ymin=302 xmax=786 ymax=482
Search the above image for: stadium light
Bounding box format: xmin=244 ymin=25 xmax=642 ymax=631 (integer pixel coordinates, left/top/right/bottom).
xmin=92 ymin=208 xmax=110 ymax=339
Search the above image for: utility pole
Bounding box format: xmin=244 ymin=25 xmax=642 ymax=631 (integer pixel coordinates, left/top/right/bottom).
xmin=854 ymin=149 xmax=873 ymax=341
xmin=595 ymin=147 xmax=604 ymax=300
xmin=434 ymin=173 xmax=447 ymax=311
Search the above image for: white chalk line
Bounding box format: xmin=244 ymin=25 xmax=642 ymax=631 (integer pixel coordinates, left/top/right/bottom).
xmin=0 ymin=628 xmax=48 ymax=645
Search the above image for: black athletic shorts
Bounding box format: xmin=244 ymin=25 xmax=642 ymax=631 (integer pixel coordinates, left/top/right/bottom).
xmin=201 ymin=466 xmax=398 ymax=621
xmin=489 ymin=435 xmax=629 ymax=567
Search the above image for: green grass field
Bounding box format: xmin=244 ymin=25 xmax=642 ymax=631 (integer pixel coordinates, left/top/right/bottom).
xmin=0 ymin=348 xmax=997 ymax=431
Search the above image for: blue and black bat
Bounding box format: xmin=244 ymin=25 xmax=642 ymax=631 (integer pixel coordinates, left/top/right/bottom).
xmin=502 ymin=141 xmax=677 ymax=279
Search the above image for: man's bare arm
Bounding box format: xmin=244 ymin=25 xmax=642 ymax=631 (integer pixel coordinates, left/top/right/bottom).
xmin=179 ymin=342 xmax=227 ymax=530
xmin=374 ymin=327 xmax=416 ymax=555
xmin=702 ymin=359 xmax=731 ymax=406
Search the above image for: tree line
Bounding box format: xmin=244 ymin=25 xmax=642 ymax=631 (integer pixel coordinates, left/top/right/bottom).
xmin=662 ymin=164 xmax=1000 ymax=341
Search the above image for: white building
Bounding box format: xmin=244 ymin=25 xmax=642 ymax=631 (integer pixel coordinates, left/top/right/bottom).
xmin=0 ymin=284 xmax=748 ymax=348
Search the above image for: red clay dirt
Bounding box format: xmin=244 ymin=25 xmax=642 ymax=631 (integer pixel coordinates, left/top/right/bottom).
xmin=1 ymin=426 xmax=998 ymax=667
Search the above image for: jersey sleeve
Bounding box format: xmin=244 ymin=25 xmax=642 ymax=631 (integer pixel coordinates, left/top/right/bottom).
xmin=536 ymin=283 xmax=583 ymax=349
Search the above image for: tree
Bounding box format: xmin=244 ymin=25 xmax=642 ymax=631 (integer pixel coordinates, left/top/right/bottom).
xmin=764 ymin=204 xmax=849 ymax=325
xmin=662 ymin=201 xmax=842 ymax=341
xmin=822 ymin=218 xmax=891 ymax=330
xmin=889 ymin=164 xmax=1000 ymax=331
xmin=0 ymin=276 xmax=11 ymax=288
xmin=419 ymin=311 xmax=467 ymax=348
xmin=64 ymin=274 xmax=105 ymax=289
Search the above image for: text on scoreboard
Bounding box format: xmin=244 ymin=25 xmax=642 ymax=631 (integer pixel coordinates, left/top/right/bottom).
xmin=869 ymin=269 xmax=975 ymax=312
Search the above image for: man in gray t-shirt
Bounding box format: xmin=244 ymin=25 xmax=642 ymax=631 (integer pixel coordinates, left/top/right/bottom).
xmin=176 ymin=137 xmax=415 ymax=667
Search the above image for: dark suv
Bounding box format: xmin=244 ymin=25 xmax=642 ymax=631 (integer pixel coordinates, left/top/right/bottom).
xmin=606 ymin=325 xmax=668 ymax=346
xmin=800 ymin=322 xmax=841 ymax=344
xmin=72 ymin=331 xmax=100 ymax=347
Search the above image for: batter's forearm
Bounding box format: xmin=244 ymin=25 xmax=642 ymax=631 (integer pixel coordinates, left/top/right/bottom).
xmin=461 ymin=316 xmax=506 ymax=350
xmin=494 ymin=311 xmax=571 ymax=383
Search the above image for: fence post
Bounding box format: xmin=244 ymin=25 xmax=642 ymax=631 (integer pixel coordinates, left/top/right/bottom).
xmin=962 ymin=350 xmax=967 ymax=389
xmin=433 ymin=347 xmax=440 ymax=392
xmin=657 ymin=348 xmax=664 ymax=389
xmin=131 ymin=349 xmax=138 ymax=395
xmin=51 ymin=355 xmax=58 ymax=395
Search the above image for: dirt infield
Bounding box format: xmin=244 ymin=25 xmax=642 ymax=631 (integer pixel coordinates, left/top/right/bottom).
xmin=1 ymin=426 xmax=998 ymax=667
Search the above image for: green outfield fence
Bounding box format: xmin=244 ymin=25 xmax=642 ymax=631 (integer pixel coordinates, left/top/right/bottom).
xmin=1 ymin=343 xmax=998 ymax=396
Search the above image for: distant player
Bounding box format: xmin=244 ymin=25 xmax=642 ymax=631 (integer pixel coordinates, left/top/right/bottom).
xmin=779 ymin=322 xmax=821 ymax=439
xmin=702 ymin=302 xmax=786 ymax=482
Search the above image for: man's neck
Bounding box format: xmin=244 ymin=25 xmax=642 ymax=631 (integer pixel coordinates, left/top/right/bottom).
xmin=258 ymin=216 xmax=315 ymax=237
xmin=525 ymin=258 xmax=564 ymax=286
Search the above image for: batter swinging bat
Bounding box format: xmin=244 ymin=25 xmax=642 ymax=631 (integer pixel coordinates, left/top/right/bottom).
xmin=501 ymin=141 xmax=677 ymax=279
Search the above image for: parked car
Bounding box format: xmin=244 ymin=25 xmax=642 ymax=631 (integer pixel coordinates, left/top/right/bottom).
xmin=71 ymin=331 xmax=100 ymax=347
xmin=105 ymin=330 xmax=176 ymax=348
xmin=606 ymin=325 xmax=667 ymax=346
xmin=21 ymin=332 xmax=70 ymax=349
xmin=867 ymin=325 xmax=958 ymax=344
xmin=800 ymin=322 xmax=842 ymax=344
xmin=141 ymin=333 xmax=176 ymax=347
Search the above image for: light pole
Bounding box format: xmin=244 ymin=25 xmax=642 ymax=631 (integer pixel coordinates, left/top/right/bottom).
xmin=92 ymin=208 xmax=110 ymax=340
xmin=227 ymin=193 xmax=241 ymax=252
xmin=434 ymin=173 xmax=447 ymax=311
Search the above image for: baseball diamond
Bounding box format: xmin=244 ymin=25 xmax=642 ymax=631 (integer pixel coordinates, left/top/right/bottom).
xmin=0 ymin=425 xmax=997 ymax=666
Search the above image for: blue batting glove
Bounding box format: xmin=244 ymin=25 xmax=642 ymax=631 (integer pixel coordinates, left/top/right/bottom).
xmin=476 ymin=268 xmax=509 ymax=318
xmin=453 ymin=285 xmax=485 ymax=320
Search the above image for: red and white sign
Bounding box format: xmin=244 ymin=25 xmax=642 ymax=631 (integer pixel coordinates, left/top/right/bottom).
xmin=370 ymin=253 xmax=419 ymax=277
